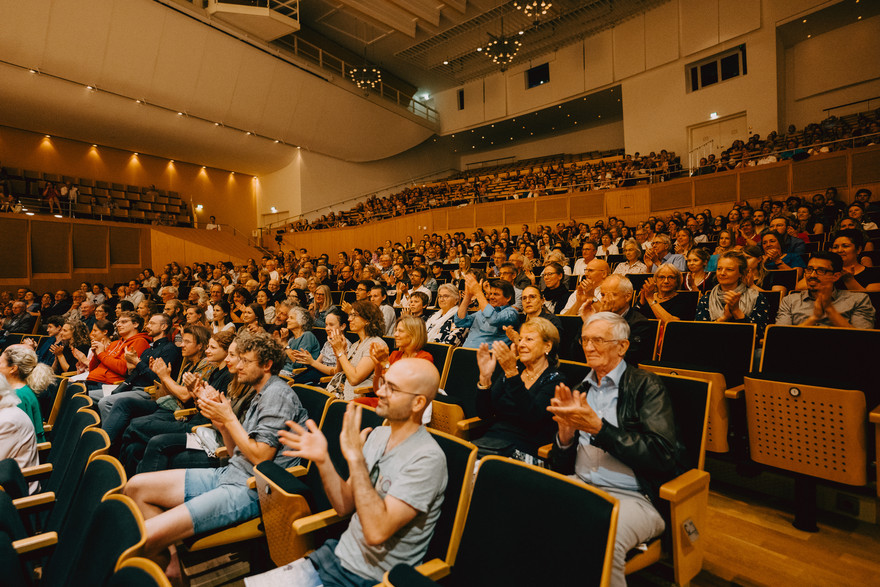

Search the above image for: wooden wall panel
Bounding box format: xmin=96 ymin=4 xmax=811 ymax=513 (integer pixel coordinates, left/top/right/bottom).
xmin=852 ymin=147 xmax=880 ymax=185
xmin=695 ymin=173 xmax=739 ymax=205
xmin=0 ymin=217 xmax=29 ymax=279
xmin=651 ymin=182 xmax=692 ymax=211
xmin=72 ymin=225 xmax=108 ymax=269
xmin=792 ymin=153 xmax=847 ymax=193
xmin=431 ymin=209 xmax=447 ymax=232
xmin=31 ymin=221 xmax=70 ymax=274
xmin=740 ymin=166 xmax=788 ymax=199
xmin=536 ymin=197 xmax=569 ymax=221
xmin=569 ymin=192 xmax=605 ymax=218
xmin=606 ymin=187 xmax=650 ymax=225
xmin=109 ymin=227 xmax=141 ymax=265
xmin=447 ymin=206 xmax=474 ymax=229
xmin=475 ymin=203 xmax=503 ymax=228
xmin=504 ymin=200 xmax=535 ymax=224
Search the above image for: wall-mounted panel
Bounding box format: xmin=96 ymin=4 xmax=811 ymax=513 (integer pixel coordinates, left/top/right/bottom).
xmin=718 ymin=0 xmax=761 ymax=43
xmin=0 ymin=218 xmax=29 ymax=279
xmin=852 ymin=147 xmax=880 ymax=185
xmin=606 ymin=188 xmax=650 ymax=223
xmin=554 ymin=42 xmax=586 ymax=98
xmin=651 ymin=181 xmax=692 ymax=211
xmin=100 ymin=0 xmax=162 ymax=99
xmin=447 ymin=207 xmax=474 ymax=230
xmin=109 ymin=226 xmax=141 ymax=265
xmin=431 ymin=209 xmax=447 ymax=232
xmin=740 ymin=165 xmax=788 ymax=198
xmin=585 ymin=30 xmax=614 ymax=91
xmin=484 ymin=75 xmax=507 ymax=122
xmin=475 ymin=203 xmax=503 ymax=227
xmin=31 ymin=221 xmax=70 ymax=274
xmin=613 ymin=14 xmax=646 ymax=80
xmin=504 ymin=200 xmax=535 ymax=224
xmin=694 ymin=173 xmax=738 ymax=205
xmin=536 ymin=197 xmax=568 ymax=221
xmin=569 ymin=192 xmax=605 ymax=218
xmin=679 ymin=0 xmax=719 ymax=57
xmin=73 ymin=224 xmax=108 ymax=269
xmin=44 ymin=0 xmax=115 ymax=86
xmin=645 ymin=0 xmax=680 ymax=70
xmin=792 ymin=154 xmax=847 ymax=193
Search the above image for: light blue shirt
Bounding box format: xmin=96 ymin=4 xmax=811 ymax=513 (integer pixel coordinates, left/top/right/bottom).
xmin=572 ymin=360 xmax=640 ymax=492
xmin=455 ymin=303 xmax=519 ymax=349
xmin=653 ymin=252 xmax=687 ymax=273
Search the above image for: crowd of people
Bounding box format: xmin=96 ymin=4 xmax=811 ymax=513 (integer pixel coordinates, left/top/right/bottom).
xmin=0 ymin=182 xmax=878 ymax=584
xmin=288 ymin=111 xmax=880 ymax=233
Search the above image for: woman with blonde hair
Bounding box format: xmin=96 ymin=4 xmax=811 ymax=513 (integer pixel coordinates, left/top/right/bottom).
xmin=0 ymin=344 xmax=53 ymax=443
xmin=0 ymin=374 xmax=39 ymax=494
xmin=309 ymin=284 xmax=335 ymax=328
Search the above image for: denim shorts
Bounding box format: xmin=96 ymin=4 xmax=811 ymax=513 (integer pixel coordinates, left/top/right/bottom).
xmin=183 ymin=468 xmax=260 ymax=535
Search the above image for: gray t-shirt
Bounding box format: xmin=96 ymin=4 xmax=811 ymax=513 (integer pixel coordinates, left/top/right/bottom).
xmin=219 ymin=375 xmax=308 ymax=486
xmin=335 ymin=426 xmax=447 ymax=582
xmin=341 ymin=336 xmax=387 ymax=400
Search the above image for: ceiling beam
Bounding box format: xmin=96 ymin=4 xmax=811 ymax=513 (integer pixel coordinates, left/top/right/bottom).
xmin=386 ymin=0 xmax=441 ymax=27
xmin=334 ymin=0 xmax=417 ymax=37
xmin=444 ymin=0 xmax=467 ymax=14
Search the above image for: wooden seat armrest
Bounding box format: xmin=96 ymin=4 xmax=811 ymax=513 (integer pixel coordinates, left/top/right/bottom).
xmin=174 ymin=408 xmax=198 ymax=420
xmin=724 ymin=384 xmax=745 ymax=400
xmin=191 ymin=423 xmax=213 ymax=433
xmin=456 ymin=416 xmax=484 ymax=431
xmin=36 ymin=441 xmax=51 ymax=452
xmin=216 ymin=446 xmax=228 ymax=459
xmin=319 ymin=376 xmax=333 ymax=384
xmin=13 ymin=491 xmax=56 ymax=510
xmin=353 ymin=386 xmax=374 ymax=396
xmin=537 ymin=443 xmax=552 ymax=460
xmin=13 ymin=531 xmax=58 ymax=554
xmin=42 ymin=423 xmax=53 ymax=433
xmin=60 ymin=371 xmax=78 ymax=377
xmin=248 ymin=464 xmax=308 ymax=489
xmin=415 ymin=558 xmax=451 ymax=580
xmin=21 ymin=463 xmax=53 ymax=479
xmin=292 ymin=509 xmax=351 ymax=535
xmin=659 ymin=469 xmax=710 ymax=503
xmin=869 ymin=404 xmax=880 ymax=424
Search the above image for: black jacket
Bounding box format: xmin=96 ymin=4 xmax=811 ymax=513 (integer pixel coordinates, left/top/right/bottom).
xmin=548 ymin=365 xmax=683 ymax=507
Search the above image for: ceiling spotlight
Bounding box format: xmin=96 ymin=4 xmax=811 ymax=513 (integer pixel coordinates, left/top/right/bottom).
xmin=133 ymin=152 xmax=139 ymax=156
xmin=443 ymin=60 xmax=449 ymax=65
xmin=245 ymin=131 xmax=252 ymax=135
xmin=136 ymin=99 xmax=143 ymax=103
xmin=196 ymin=204 xmax=204 ymax=210
xmin=270 ymin=207 xmax=277 ymax=213
xmin=91 ymin=144 xmax=97 ymax=148
xmin=476 ymin=47 xmax=483 ymax=52
xmin=177 ymin=112 xmax=184 ymax=116
xmin=214 ymin=122 xmax=220 ymax=126
xmin=201 ymin=166 xmax=206 ymax=169
xmin=170 ymin=160 xmax=175 ymax=163
xmin=86 ymin=85 xmax=95 ymax=90
xmin=44 ymin=134 xmax=51 ymax=138
xmin=274 ymin=139 xmax=280 ymax=143
xmin=28 ymin=69 xmax=37 ymax=74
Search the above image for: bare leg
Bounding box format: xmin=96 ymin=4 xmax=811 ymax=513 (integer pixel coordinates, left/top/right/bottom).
xmin=143 ymin=504 xmax=195 ymax=558
xmin=125 ymin=469 xmax=187 ymax=520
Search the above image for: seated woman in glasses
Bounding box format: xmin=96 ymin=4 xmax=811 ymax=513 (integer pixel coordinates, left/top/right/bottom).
xmin=472 ymin=317 xmax=565 ymax=462
xmin=634 ymin=264 xmax=696 ymax=323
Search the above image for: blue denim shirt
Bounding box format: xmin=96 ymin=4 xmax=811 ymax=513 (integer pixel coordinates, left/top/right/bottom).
xmin=454 ymin=304 xmax=520 ymax=349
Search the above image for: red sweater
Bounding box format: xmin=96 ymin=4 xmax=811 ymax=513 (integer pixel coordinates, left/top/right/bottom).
xmin=87 ymin=332 xmax=151 ymax=385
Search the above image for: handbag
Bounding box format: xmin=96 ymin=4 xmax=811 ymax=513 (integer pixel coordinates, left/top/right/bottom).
xmin=325 ymin=372 xmax=347 ymax=399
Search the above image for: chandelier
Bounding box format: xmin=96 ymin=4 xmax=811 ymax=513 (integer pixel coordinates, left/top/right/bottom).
xmin=482 ymin=34 xmax=522 ymax=69
xmin=514 ymin=1 xmax=552 ymax=20
xmin=349 ymin=66 xmax=382 ymax=91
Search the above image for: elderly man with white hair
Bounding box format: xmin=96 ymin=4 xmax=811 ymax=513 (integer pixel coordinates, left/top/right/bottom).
xmin=548 ymin=312 xmax=682 ymax=587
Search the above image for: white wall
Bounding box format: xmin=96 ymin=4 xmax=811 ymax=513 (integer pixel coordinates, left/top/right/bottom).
xmin=782 ymin=15 xmax=880 ymax=128
xmin=458 ymin=119 xmax=625 ymax=168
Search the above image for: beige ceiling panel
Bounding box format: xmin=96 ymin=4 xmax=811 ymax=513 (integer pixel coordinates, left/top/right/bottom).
xmin=42 ymin=0 xmax=113 ymax=84
xmin=645 ymin=0 xmax=679 ymax=70
xmin=386 ymin=0 xmax=440 ymax=26
xmin=553 ymin=42 xmax=586 ymax=99
xmin=100 ymin=0 xmax=166 ymax=99
xmin=613 ymin=13 xmax=646 ymax=80
xmin=223 ymin=49 xmax=277 ymax=131
xmin=186 ymin=32 xmax=243 ymax=124
xmin=0 ymin=1 xmax=51 ymax=69
xmin=585 ymin=30 xmax=613 ymax=90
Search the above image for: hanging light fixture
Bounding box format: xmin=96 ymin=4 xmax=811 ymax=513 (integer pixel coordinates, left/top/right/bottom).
xmin=513 ymin=1 xmax=552 ymax=20
xmin=481 ymin=17 xmax=522 ymax=71
xmin=349 ymin=66 xmax=382 ymax=90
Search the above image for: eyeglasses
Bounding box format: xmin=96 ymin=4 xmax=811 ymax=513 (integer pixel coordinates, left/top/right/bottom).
xmin=376 ymin=376 xmax=422 ymax=397
xmin=580 ymin=336 xmax=622 ymax=347
xmin=803 ymin=266 xmax=834 ymax=276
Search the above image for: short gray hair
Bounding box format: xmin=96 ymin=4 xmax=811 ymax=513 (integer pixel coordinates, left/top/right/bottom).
xmin=290 ymin=306 xmax=313 ymax=331
xmin=653 ymin=233 xmax=671 ymax=246
xmin=583 ymin=311 xmax=630 ymax=341
xmin=437 ymin=283 xmax=459 ymax=299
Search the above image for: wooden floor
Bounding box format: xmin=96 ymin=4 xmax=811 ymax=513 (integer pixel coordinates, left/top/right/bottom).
xmin=630 ymin=482 xmax=880 ymax=587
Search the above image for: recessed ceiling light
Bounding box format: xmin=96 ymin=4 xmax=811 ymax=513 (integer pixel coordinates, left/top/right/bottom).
xmin=28 ymin=69 xmax=37 ymax=74
xmin=177 ymin=112 xmax=184 ymax=116
xmin=476 ymin=47 xmax=483 ymax=52
xmin=44 ymin=134 xmax=51 ymax=138
xmin=170 ymin=160 xmax=175 ymax=163
xmin=136 ymin=99 xmax=143 ymax=103
xmin=802 ymin=19 xmax=807 ymax=23
xmin=274 ymin=139 xmax=280 ymax=143
xmin=201 ymin=166 xmax=206 ymax=169
xmin=91 ymin=144 xmax=97 ymax=148
xmin=133 ymin=153 xmax=139 ymax=156
xmin=214 ymin=122 xmax=220 ymax=126
xmin=86 ymin=85 xmax=94 ymax=90
xmin=443 ymin=60 xmax=449 ymax=65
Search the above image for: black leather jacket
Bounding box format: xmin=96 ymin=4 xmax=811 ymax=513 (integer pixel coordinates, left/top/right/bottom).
xmin=548 ymin=365 xmax=684 ymax=506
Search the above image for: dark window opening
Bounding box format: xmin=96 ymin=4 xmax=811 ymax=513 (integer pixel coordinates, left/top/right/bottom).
xmin=457 ymin=89 xmax=465 ymax=111
xmin=526 ymin=63 xmax=550 ymax=89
